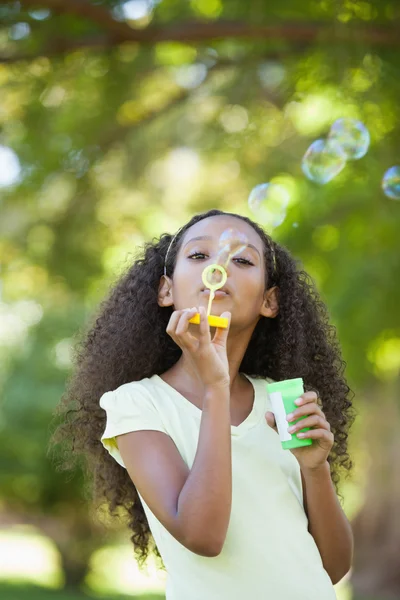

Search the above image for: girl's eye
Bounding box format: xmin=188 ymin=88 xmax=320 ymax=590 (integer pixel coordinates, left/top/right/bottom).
xmin=187 ymin=252 xmax=253 ymax=266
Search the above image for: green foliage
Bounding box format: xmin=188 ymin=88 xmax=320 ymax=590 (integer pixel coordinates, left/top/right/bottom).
xmin=0 ymin=0 xmax=399 ymax=590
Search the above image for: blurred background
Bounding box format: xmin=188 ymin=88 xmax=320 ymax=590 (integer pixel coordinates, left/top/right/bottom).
xmin=0 ymin=1 xmax=399 ymax=599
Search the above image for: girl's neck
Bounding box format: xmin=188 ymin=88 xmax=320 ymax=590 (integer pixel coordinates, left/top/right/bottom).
xmin=161 ymin=354 xmax=245 ymax=398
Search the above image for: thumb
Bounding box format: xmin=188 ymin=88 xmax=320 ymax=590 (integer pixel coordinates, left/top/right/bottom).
xmin=212 ymin=311 xmax=231 ymax=344
xmin=265 ymin=411 xmax=278 ymax=432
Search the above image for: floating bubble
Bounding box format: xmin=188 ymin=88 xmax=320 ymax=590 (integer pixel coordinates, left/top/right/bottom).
xmin=218 ymin=228 xmax=248 ymax=259
xmin=248 ymin=182 xmax=290 ymax=227
xmin=328 ymin=118 xmax=370 ymax=160
xmin=301 ymin=139 xmax=347 ymax=184
xmin=208 ymin=229 xmax=249 ymax=286
xmin=382 ymin=166 xmax=400 ymax=200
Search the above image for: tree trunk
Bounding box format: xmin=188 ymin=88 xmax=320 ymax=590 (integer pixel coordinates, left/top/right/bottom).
xmin=350 ymin=378 xmax=400 ymax=600
xmin=41 ymin=511 xmax=107 ymax=592
xmin=0 ymin=507 xmax=107 ymax=592
xmin=58 ymin=541 xmax=92 ymax=590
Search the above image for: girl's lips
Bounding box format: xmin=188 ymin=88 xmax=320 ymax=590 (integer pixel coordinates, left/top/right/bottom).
xmin=201 ymin=289 xmax=229 ymax=298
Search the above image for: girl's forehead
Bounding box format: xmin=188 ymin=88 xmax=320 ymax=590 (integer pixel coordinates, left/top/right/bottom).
xmin=180 ymin=216 xmax=263 ymax=250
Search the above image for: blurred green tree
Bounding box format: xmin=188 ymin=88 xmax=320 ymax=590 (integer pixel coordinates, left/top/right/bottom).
xmin=0 ymin=1 xmax=399 ymax=597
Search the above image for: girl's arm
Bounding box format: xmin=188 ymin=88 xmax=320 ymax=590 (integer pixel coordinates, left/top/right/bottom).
xmin=176 ymin=384 xmax=232 ymax=555
xmin=301 ymin=463 xmax=354 ymax=585
xmin=118 ymin=383 xmax=232 ymax=557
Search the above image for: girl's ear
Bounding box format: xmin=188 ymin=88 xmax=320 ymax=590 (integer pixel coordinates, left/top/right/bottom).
xmin=260 ymin=286 xmax=279 ymax=318
xmin=158 ymin=275 xmax=174 ymax=307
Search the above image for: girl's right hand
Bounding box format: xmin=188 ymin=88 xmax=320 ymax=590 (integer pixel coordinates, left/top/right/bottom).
xmin=166 ymin=306 xmax=231 ymax=390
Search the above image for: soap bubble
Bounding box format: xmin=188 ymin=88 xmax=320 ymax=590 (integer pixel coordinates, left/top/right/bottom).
xmin=302 ymin=139 xmax=347 ymax=184
xmin=208 ymin=229 xmax=249 ymax=286
xmin=248 ymin=182 xmax=290 ymax=226
xmin=328 ymin=118 xmax=370 ymax=160
xmin=218 ymin=228 xmax=248 ymax=260
xmin=382 ymin=166 xmax=400 ymax=200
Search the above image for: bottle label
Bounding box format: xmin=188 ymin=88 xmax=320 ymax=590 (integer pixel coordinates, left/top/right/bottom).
xmin=269 ymin=391 xmax=292 ymax=442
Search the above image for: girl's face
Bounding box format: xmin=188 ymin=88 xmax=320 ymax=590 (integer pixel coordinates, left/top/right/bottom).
xmin=159 ymin=215 xmax=279 ymax=327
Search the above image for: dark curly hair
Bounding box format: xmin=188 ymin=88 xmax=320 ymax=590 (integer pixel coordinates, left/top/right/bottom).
xmin=50 ymin=208 xmax=356 ymax=573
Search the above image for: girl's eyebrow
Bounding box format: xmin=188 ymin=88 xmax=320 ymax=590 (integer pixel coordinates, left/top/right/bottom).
xmin=183 ymin=235 xmax=261 ymax=258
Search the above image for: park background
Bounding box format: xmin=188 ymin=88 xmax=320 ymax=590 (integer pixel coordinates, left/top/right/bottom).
xmin=0 ymin=1 xmax=399 ymax=599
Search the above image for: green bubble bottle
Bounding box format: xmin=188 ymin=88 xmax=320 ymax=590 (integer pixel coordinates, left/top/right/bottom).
xmin=266 ymin=378 xmax=313 ymax=450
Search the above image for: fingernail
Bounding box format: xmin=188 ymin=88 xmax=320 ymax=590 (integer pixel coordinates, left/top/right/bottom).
xmin=295 ymin=398 xmax=302 ymax=405
xmin=286 ymin=413 xmax=294 ymax=421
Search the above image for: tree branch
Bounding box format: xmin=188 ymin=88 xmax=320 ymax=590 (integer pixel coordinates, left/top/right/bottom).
xmin=15 ymin=0 xmax=400 ymax=48
xmin=0 ymin=34 xmax=113 ymax=63
xmin=20 ymin=0 xmax=134 ymax=40
xmin=0 ymin=32 xmax=297 ymax=65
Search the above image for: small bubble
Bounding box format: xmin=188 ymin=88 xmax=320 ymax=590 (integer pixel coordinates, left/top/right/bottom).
xmin=302 ymin=138 xmax=347 ymax=184
xmin=248 ymin=183 xmax=289 ymax=226
xmin=382 ymin=166 xmax=400 ymax=200
xmin=328 ymin=118 xmax=370 ymax=160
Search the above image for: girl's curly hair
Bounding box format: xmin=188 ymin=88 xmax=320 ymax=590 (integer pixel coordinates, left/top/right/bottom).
xmin=50 ymin=208 xmax=356 ymax=572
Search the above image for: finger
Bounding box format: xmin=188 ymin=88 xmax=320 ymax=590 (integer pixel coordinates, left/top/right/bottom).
xmin=211 ymin=311 xmax=231 ymax=346
xmin=198 ymin=306 xmax=211 ymax=347
xmin=166 ymin=310 xmax=185 ymax=340
xmin=176 ymin=308 xmax=200 ymax=347
xmin=288 ymin=415 xmax=331 ymax=434
xmin=297 ymin=391 xmax=318 ymax=405
xmin=287 ymin=402 xmax=323 ymax=422
xmin=166 ymin=309 xmax=182 ymax=333
xmin=175 ymin=308 xmax=197 ymax=336
xmin=295 ymin=429 xmax=334 ymax=444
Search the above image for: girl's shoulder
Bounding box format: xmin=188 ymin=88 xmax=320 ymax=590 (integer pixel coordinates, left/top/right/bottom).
xmin=99 ymin=376 xmax=160 ymax=411
xmin=107 ymin=375 xmax=159 ymax=394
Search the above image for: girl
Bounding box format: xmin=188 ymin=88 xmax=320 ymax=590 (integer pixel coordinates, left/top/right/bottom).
xmin=52 ymin=208 xmax=356 ymax=600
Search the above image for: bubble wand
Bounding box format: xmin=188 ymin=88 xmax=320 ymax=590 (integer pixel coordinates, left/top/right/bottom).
xmin=189 ymin=228 xmax=248 ymax=329
xmin=189 ymin=263 xmax=229 ymax=329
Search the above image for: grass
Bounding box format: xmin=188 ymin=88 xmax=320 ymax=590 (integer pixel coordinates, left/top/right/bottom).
xmin=0 ymin=581 xmax=390 ymax=600
xmin=0 ymin=582 xmax=165 ymax=600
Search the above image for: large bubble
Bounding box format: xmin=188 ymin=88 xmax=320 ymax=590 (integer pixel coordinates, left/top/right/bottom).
xmin=328 ymin=118 xmax=370 ymax=160
xmin=218 ymin=228 xmax=248 ymax=261
xmin=301 ymin=138 xmax=347 ymax=184
xmin=248 ymin=182 xmax=289 ymax=226
xmin=207 ymin=229 xmax=249 ymax=286
xmin=382 ymin=166 xmax=400 ymax=200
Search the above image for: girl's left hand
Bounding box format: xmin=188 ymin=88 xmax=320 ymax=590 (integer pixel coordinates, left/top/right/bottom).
xmin=265 ymin=391 xmax=334 ymax=472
